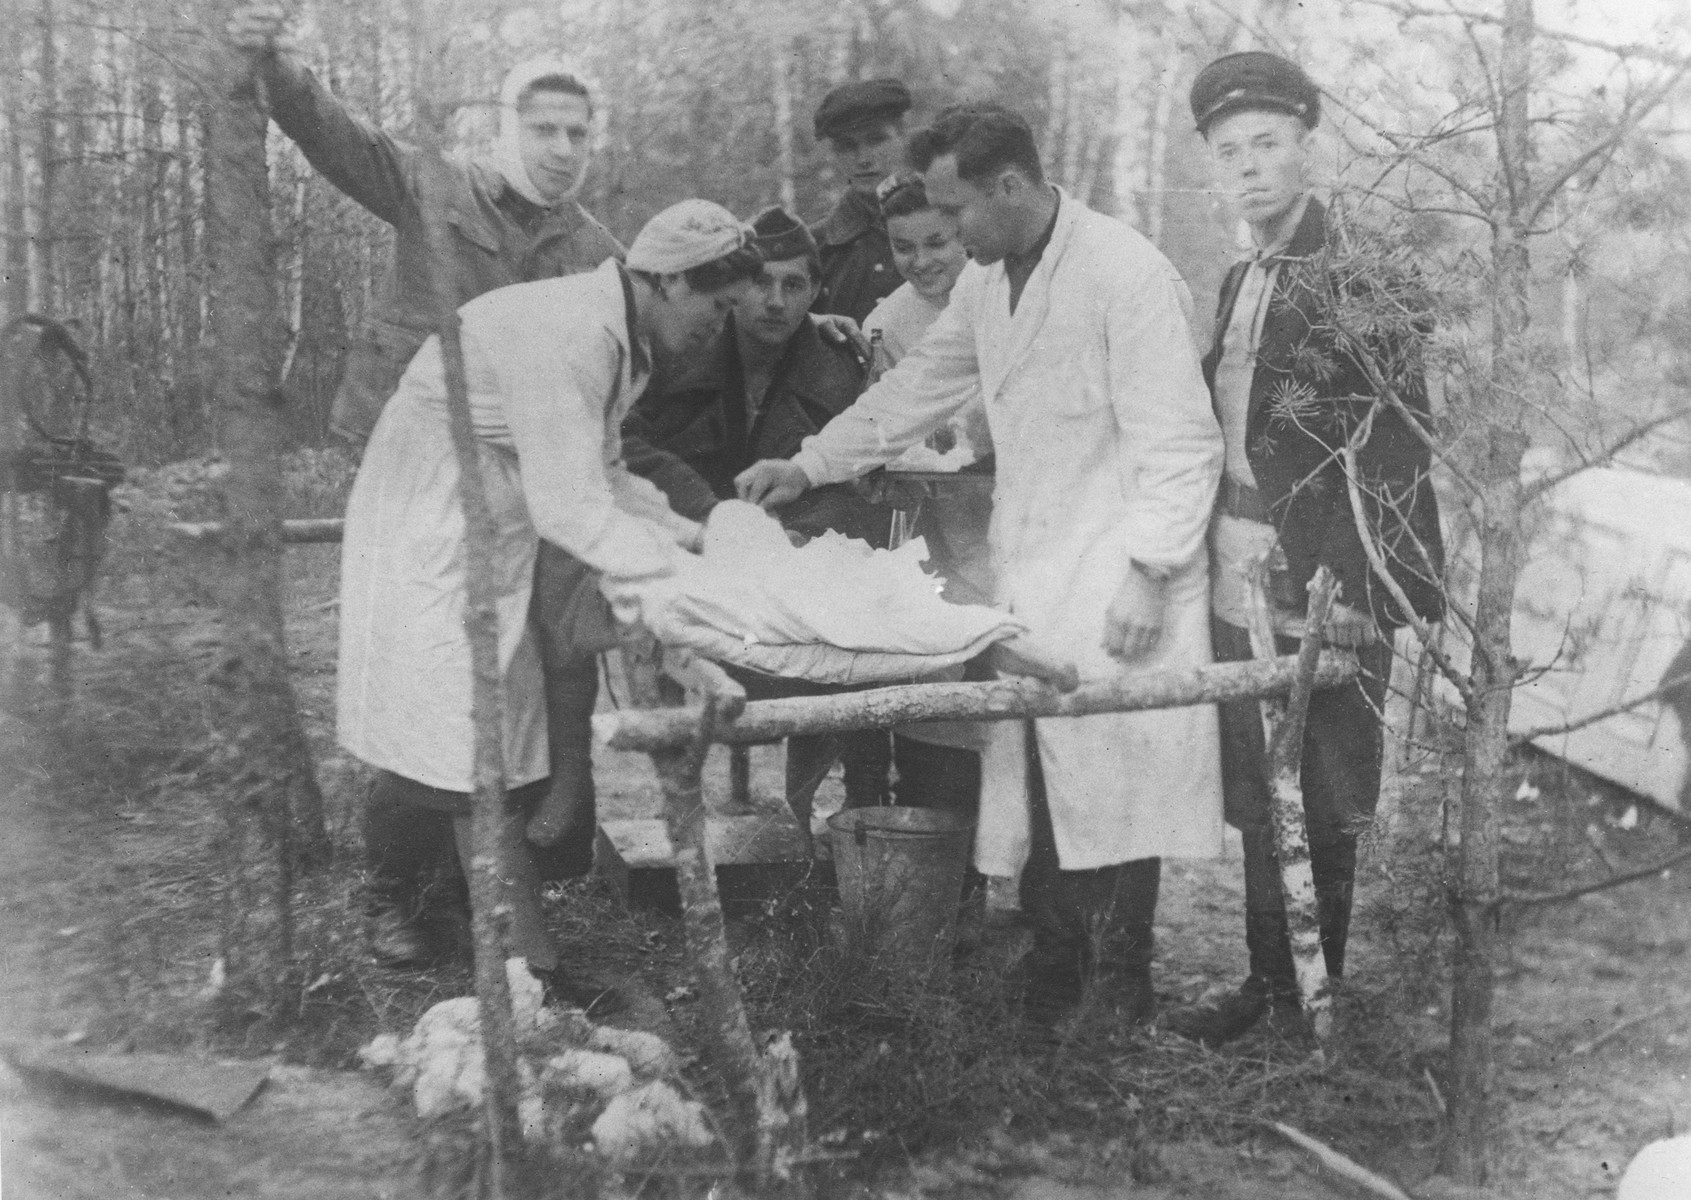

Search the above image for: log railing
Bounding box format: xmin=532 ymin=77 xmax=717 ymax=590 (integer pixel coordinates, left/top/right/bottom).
xmin=594 ymin=650 xmax=1359 ymax=750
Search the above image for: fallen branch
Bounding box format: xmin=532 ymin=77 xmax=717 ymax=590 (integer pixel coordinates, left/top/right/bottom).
xmin=1423 ymin=1067 xmax=1446 ymax=1116
xmin=593 ymin=651 xmax=1361 ymax=750
xmin=1496 ymin=842 xmax=1691 ymax=909
xmin=1267 ymin=1122 xmax=1414 ymax=1200
xmin=1569 ymin=997 xmax=1691 ymax=1058
xmin=168 ymin=517 xmax=344 ymax=544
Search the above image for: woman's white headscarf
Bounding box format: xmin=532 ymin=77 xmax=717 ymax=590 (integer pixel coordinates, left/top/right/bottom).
xmin=495 ymin=56 xmax=592 ymax=208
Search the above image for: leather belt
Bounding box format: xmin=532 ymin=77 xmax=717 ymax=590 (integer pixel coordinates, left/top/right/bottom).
xmin=1219 ymin=475 xmax=1270 ymax=524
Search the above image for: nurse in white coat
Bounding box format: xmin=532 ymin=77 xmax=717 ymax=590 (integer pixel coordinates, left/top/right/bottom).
xmin=739 ymin=106 xmax=1224 ymax=1028
xmin=338 ymin=200 xmax=762 ymax=997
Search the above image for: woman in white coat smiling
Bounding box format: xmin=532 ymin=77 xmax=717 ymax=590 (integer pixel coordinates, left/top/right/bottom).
xmin=338 ymin=200 xmax=762 ymax=1001
xmin=739 ymin=106 xmax=1225 ymax=1029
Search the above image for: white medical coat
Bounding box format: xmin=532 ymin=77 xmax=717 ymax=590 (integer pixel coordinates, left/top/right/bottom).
xmin=337 ymin=261 xmax=696 ymax=792
xmin=793 ymin=191 xmax=1226 ymax=872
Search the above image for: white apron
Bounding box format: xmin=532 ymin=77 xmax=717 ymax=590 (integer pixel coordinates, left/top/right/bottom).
xmin=337 ymin=262 xmax=696 ymax=792
xmin=794 ymin=192 xmax=1226 ymax=872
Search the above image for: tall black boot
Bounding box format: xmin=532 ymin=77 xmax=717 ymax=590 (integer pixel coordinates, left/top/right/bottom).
xmin=1316 ymin=881 xmax=1354 ymax=979
xmin=530 ymin=651 xmax=600 ymax=881
xmin=1087 ymin=857 xmax=1161 ymax=1024
xmin=364 ymin=774 xmax=463 ymax=965
xmin=1167 ymin=827 xmax=1301 ymax=1047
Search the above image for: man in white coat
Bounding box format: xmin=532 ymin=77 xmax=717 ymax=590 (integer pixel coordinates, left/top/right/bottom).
xmin=739 ymin=105 xmax=1225 ymax=1028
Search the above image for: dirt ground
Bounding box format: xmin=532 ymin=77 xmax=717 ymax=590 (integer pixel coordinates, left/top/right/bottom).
xmin=2 ymin=525 xmax=1689 ymax=1198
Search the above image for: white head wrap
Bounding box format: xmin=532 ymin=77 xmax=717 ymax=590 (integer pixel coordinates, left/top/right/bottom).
xmin=495 ymin=56 xmax=592 ymax=208
xmin=626 ymin=201 xmax=754 ymax=275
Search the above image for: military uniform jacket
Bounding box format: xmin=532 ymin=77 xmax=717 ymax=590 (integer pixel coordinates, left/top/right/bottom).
xmin=262 ymin=55 xmax=624 ymax=440
xmin=809 ymin=190 xmax=902 ymax=325
xmin=1201 ymin=198 xmax=1444 ymax=631
xmin=621 ymin=315 xmax=891 ymax=546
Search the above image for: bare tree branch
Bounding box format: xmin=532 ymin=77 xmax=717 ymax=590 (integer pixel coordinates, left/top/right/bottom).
xmin=1509 ymin=672 xmax=1691 ymax=746
xmin=1364 ymin=0 xmax=1691 ymax=68
xmin=1496 ymin=842 xmax=1691 ymax=908
xmin=1340 ymin=436 xmax=1474 ymax=705
xmin=1525 ymin=60 xmax=1691 ymax=229
xmin=1520 ymin=406 xmax=1691 ymax=502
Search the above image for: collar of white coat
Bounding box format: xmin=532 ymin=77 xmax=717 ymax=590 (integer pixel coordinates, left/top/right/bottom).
xmin=972 ymin=186 xmax=1079 ymax=390
xmin=494 ymin=56 xmax=591 ymax=209
xmin=986 ymin=185 xmax=1078 ymax=305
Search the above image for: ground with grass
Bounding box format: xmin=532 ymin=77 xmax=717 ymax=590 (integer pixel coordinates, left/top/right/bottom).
xmin=2 ymin=452 xmax=1687 ymax=1198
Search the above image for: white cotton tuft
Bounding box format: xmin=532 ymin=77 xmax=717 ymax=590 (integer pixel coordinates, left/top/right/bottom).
xmin=591 ymin=1081 xmax=714 ymax=1162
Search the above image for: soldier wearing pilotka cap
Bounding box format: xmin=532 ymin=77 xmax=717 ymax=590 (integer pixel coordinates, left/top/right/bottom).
xmin=1166 ymin=52 xmax=1445 ymax=1046
xmin=808 ymin=79 xmax=914 ymax=324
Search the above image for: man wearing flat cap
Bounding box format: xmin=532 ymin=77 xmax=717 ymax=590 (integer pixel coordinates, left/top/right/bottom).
xmin=808 ymin=79 xmax=913 ymax=324
xmin=623 ymin=206 xmax=895 ymax=828
xmin=1169 ymin=51 xmax=1445 ymax=1046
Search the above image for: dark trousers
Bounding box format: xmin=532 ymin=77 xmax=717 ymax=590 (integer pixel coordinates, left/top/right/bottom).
xmin=1212 ymin=618 xmax=1392 ymax=987
xmin=364 ymin=783 xmax=465 ymax=913
xmin=1018 ymin=724 xmax=1160 ymax=988
xmin=530 ymin=544 xmax=608 ymax=879
xmin=725 ymin=669 xmax=894 ymax=832
xmin=363 ymin=550 xmax=603 ymax=904
xmin=891 ymin=735 xmax=982 ymax=821
xmin=363 ymin=772 xmax=549 ymax=905
xmin=786 ymin=728 xmax=893 ymax=811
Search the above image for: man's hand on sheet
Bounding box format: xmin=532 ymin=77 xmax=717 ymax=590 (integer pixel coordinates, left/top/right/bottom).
xmin=1103 ymin=567 xmax=1168 ymax=663
xmin=226 ymin=2 xmax=293 ymax=53
xmin=736 ymin=459 xmax=811 ymax=509
xmin=989 ymin=635 xmax=1080 ymax=692
xmin=810 ymin=313 xmax=871 ymax=363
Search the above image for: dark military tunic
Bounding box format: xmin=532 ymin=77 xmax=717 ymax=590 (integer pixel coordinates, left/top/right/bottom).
xmin=622 ymin=314 xmax=890 ymax=546
xmin=809 ymin=190 xmax=902 ymax=326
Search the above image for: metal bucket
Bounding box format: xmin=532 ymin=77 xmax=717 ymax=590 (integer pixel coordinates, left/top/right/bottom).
xmin=826 ymin=806 xmax=973 ymax=983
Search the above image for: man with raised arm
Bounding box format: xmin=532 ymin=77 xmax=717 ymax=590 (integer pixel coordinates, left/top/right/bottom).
xmin=738 ymin=105 xmax=1225 ymax=1030
xmin=1168 ymin=52 xmax=1444 ymax=1047
xmin=228 ymin=5 xmax=621 ymax=964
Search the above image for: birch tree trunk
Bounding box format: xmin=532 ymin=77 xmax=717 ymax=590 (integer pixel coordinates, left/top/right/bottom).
xmin=33 ymin=0 xmax=58 ymax=314
xmin=1440 ymin=0 xmax=1535 ymax=1181
xmin=203 ymin=11 xmax=331 ymax=1009
xmin=1143 ymin=52 xmax=1180 ymax=245
xmin=3 ymin=37 xmax=29 ymax=323
xmin=770 ymin=34 xmax=796 ymax=213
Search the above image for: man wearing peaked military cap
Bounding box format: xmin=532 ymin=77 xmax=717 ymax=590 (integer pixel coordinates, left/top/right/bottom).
xmin=1188 ymin=50 xmax=1321 ymax=137
xmin=808 ymin=79 xmax=914 ymax=324
xmin=1165 ymin=50 xmax=1446 ymax=1049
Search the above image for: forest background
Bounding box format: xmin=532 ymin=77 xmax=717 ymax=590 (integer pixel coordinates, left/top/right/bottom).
xmin=5 ymin=0 xmax=1691 ymax=1191
xmin=4 ymin=0 xmax=1689 ymax=475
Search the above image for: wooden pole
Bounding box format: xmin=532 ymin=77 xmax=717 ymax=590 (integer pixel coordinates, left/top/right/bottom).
xmin=620 ymin=634 xmax=807 ymax=1177
xmin=205 ymin=9 xmax=333 ymax=1011
xmin=594 ymin=651 xmax=1360 ymax=752
xmin=168 ymin=517 xmax=344 ymax=544
xmin=405 ymin=30 xmax=523 ymax=1167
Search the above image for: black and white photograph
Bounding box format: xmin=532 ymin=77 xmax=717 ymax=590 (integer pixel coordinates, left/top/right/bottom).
xmin=1 ymin=0 xmax=1689 ymax=1195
